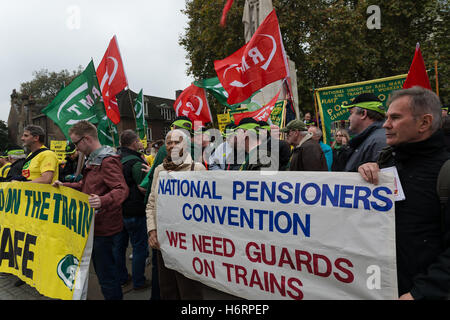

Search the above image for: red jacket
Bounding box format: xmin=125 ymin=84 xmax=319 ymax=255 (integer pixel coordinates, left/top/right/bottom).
xmin=64 ymin=155 xmax=129 ymax=236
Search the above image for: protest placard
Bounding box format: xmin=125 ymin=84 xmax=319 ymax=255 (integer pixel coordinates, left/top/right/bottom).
xmin=156 ymin=171 xmax=397 ymax=300
xmin=0 ymin=182 xmax=94 ymax=300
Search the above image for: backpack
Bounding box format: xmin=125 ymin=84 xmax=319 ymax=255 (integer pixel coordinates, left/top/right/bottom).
xmin=436 ymin=159 xmax=450 ymax=232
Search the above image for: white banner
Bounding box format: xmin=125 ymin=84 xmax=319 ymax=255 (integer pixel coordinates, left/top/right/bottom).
xmin=156 ymin=171 xmax=398 ymax=300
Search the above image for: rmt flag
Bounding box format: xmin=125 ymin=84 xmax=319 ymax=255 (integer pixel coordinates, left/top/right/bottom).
xmin=174 ymin=84 xmax=212 ymax=129
xmin=214 ymin=9 xmax=289 ymax=105
xmin=96 ymin=35 xmax=128 ymax=124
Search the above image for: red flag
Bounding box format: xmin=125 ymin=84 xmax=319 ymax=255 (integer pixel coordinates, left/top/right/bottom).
xmin=174 ymin=84 xmax=212 ymax=130
xmin=232 ymin=87 xmax=282 ymax=125
xmin=220 ymin=0 xmax=234 ymax=27
xmin=403 ymin=43 xmax=432 ymax=90
xmin=214 ymin=9 xmax=289 ymax=105
xmin=96 ymin=35 xmax=128 ymax=124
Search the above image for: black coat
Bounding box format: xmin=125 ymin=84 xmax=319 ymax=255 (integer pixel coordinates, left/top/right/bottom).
xmin=377 ymin=130 xmax=450 ymax=299
xmin=120 ymin=147 xmax=147 ymax=217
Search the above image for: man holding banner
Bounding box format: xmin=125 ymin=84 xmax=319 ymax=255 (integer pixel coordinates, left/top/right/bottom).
xmin=54 ymin=121 xmax=129 ymax=300
xmin=359 ymin=87 xmax=450 ymax=299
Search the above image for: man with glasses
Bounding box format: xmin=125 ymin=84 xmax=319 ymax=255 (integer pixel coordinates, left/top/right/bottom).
xmin=281 ymin=119 xmax=328 ymax=171
xmin=53 ymin=120 xmax=129 ymax=300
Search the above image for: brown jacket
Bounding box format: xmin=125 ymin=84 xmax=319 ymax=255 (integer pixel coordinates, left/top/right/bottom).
xmin=64 ymin=154 xmax=129 ymax=236
xmin=289 ymin=135 xmax=328 ymax=171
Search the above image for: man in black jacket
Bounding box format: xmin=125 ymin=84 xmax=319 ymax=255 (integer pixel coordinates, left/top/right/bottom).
xmin=358 ymin=86 xmax=450 ymax=299
xmin=114 ymin=129 xmax=150 ymax=290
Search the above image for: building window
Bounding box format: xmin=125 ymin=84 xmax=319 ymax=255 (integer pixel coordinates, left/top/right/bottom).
xmin=160 ymin=107 xmax=173 ymax=121
xmin=147 ymin=127 xmax=152 ymax=142
xmin=144 ymin=101 xmax=149 ymax=116
xmin=163 ymin=126 xmax=171 ymax=137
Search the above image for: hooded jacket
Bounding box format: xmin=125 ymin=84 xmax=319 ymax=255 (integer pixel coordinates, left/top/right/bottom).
xmin=64 ymin=146 xmax=129 ymax=236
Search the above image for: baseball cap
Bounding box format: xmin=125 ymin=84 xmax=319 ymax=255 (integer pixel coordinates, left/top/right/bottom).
xmin=236 ymin=117 xmax=260 ymax=132
xmin=6 ymin=146 xmax=25 ymax=157
xmin=170 ymin=116 xmax=193 ymax=132
xmin=341 ymin=93 xmax=386 ymax=115
xmin=280 ymin=119 xmax=307 ymax=133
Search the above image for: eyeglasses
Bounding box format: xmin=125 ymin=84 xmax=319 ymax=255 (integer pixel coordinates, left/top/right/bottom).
xmin=335 ymin=134 xmax=344 ymax=137
xmin=73 ymin=136 xmax=86 ymax=146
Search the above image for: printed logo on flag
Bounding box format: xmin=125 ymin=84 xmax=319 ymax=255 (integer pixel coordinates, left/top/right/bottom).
xmin=57 ymin=254 xmax=79 ymax=291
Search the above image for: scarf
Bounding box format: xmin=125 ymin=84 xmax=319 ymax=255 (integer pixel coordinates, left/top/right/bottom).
xmin=163 ymin=154 xmax=191 ymax=171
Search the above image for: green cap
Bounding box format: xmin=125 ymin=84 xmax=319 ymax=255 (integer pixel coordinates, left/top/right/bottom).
xmin=171 ymin=119 xmax=193 ymax=131
xmin=341 ymin=101 xmax=386 ymax=115
xmin=280 ymin=119 xmax=307 ymax=133
xmin=6 ymin=149 xmax=25 ymax=156
xmin=236 ymin=122 xmax=260 ymax=132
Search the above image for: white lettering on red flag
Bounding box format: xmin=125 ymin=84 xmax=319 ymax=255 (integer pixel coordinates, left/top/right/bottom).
xmin=214 ymin=9 xmax=289 ymax=105
xmin=173 ymin=84 xmax=212 ymax=129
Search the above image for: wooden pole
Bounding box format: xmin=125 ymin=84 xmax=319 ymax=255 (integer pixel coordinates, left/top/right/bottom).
xmin=127 ymin=88 xmax=137 ymax=128
xmin=435 ymin=60 xmax=439 ymax=97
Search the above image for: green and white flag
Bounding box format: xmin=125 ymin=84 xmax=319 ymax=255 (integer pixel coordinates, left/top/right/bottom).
xmin=194 ymin=77 xmax=258 ymax=110
xmin=97 ymin=112 xmax=119 ymax=147
xmin=42 ymin=60 xmax=104 ymax=139
xmin=134 ymin=89 xmax=148 ymax=140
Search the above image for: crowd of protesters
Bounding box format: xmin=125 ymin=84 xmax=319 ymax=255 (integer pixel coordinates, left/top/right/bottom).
xmin=1 ymin=86 xmax=450 ymax=300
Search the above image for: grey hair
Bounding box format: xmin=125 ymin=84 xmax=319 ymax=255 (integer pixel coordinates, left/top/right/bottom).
xmin=24 ymin=124 xmax=45 ymax=143
xmin=308 ymin=126 xmax=322 ymax=138
xmin=388 ymin=86 xmax=442 ymax=132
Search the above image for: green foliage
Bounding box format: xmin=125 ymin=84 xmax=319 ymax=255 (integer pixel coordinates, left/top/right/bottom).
xmin=0 ymin=120 xmax=9 ymax=151
xmin=179 ymin=0 xmax=449 ymax=115
xmin=19 ymin=66 xmax=83 ymax=106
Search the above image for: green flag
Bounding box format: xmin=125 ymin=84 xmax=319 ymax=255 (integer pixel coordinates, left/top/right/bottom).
xmin=194 ymin=77 xmax=257 ymax=110
xmin=42 ymin=60 xmax=104 ymax=139
xmin=97 ymin=113 xmax=119 ymax=147
xmin=134 ymin=89 xmax=148 ymax=140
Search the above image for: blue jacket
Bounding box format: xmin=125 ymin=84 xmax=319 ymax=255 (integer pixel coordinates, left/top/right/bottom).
xmin=344 ymin=121 xmax=387 ymax=172
xmin=320 ymin=141 xmax=333 ymax=171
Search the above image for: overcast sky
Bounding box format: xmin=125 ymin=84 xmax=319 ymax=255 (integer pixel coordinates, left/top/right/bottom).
xmin=0 ymin=0 xmax=194 ymax=123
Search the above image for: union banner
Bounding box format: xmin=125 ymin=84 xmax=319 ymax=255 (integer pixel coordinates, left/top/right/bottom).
xmin=315 ymin=74 xmax=407 ymax=144
xmin=0 ymin=182 xmax=94 ymax=300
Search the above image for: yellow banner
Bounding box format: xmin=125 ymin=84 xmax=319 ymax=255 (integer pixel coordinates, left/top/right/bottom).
xmin=0 ymin=182 xmax=94 ymax=300
xmin=50 ymin=140 xmax=68 ymax=162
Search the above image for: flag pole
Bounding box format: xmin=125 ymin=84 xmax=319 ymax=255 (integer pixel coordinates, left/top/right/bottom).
xmin=127 ymin=88 xmax=137 ymax=128
xmin=108 ymin=122 xmax=117 ymax=148
xmin=435 ymin=60 xmax=439 ymax=97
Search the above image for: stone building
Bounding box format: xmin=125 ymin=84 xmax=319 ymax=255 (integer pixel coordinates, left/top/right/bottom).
xmin=8 ymin=89 xmax=176 ymax=147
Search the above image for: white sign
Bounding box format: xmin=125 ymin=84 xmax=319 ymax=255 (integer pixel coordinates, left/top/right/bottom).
xmin=156 ymin=171 xmax=398 ymax=300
